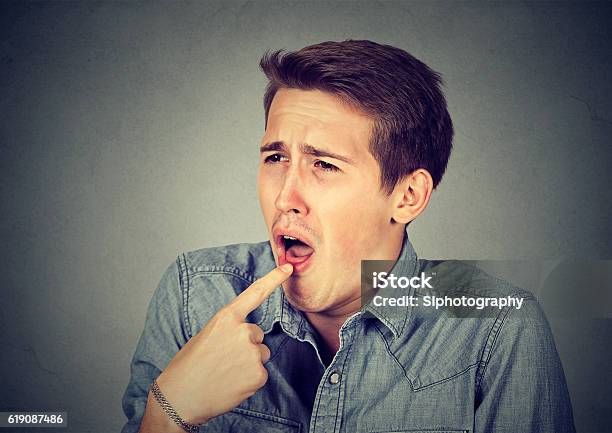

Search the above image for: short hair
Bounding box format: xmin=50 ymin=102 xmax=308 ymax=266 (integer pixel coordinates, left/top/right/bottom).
xmin=259 ymin=39 xmax=453 ymax=194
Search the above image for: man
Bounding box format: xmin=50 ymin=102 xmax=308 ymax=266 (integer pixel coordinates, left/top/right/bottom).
xmin=121 ymin=40 xmax=575 ymax=433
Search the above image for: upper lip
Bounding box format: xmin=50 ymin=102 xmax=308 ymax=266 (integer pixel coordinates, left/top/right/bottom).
xmin=272 ymin=227 xmax=315 ymax=252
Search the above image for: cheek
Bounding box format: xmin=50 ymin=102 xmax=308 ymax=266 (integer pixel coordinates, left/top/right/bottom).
xmin=323 ymin=204 xmax=375 ymax=257
xmin=322 ymin=191 xmax=389 ymax=261
xmin=257 ymin=172 xmax=278 ymax=222
xmin=337 ymin=238 xmax=362 ymax=265
xmin=335 ymin=227 xmax=377 ymax=263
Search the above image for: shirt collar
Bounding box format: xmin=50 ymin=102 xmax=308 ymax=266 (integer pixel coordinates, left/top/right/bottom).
xmin=258 ymin=225 xmax=419 ymax=339
xmin=362 ymin=226 xmax=419 ymax=338
xmin=258 ymin=275 xmax=305 ymax=339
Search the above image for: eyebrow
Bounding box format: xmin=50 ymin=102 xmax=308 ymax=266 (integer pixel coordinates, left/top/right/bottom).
xmin=259 ymin=141 xmax=357 ymax=165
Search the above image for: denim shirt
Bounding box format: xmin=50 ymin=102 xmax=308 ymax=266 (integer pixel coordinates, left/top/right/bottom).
xmin=121 ymin=230 xmax=575 ymax=433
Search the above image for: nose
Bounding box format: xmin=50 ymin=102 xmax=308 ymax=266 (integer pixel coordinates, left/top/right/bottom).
xmin=274 ymin=164 xmax=308 ymax=215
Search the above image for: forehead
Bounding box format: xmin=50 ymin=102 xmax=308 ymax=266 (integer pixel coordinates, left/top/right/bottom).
xmin=264 ymin=88 xmax=373 ymax=156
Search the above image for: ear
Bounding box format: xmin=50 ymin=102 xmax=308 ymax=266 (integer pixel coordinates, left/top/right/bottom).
xmin=390 ymin=169 xmax=434 ymax=224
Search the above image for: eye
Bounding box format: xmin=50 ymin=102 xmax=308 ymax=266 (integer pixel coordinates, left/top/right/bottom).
xmin=314 ymin=160 xmax=340 ymax=172
xmin=263 ymin=153 xmax=288 ymax=163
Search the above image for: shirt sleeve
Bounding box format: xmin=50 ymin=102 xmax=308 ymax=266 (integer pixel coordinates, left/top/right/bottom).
xmin=120 ymin=258 xmax=191 ymax=433
xmin=474 ymin=297 xmax=576 ymax=433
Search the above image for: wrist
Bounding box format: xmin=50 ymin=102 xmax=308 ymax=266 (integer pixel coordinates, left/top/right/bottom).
xmin=140 ymin=391 xmax=184 ymax=433
xmin=149 ymin=379 xmax=201 ymax=433
xmin=155 ymin=373 xmax=213 ymax=425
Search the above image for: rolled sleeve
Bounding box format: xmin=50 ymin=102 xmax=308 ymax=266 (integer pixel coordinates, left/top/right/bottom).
xmin=120 ymin=258 xmax=191 ymax=433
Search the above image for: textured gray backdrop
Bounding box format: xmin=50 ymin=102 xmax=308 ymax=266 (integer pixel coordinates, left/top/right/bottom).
xmin=1 ymin=1 xmax=611 ymax=433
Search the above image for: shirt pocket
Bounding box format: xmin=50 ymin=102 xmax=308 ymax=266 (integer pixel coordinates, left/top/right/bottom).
xmin=199 ymin=407 xmax=301 ymax=433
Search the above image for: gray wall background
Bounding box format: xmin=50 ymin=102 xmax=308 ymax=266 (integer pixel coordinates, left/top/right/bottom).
xmin=1 ymin=1 xmax=611 ymax=432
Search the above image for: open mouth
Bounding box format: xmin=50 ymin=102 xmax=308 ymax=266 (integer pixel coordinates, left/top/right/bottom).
xmin=275 ymin=232 xmax=315 ymax=272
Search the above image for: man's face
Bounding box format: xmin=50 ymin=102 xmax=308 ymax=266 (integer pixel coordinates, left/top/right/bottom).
xmin=258 ymin=88 xmax=401 ymax=315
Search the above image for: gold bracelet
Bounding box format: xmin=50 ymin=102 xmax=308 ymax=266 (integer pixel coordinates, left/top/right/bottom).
xmin=149 ymin=379 xmax=200 ymax=433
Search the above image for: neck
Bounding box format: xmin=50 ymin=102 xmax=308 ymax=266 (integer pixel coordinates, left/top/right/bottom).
xmin=304 ymin=298 xmax=361 ymax=365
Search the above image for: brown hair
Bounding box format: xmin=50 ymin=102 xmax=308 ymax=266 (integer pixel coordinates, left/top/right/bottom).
xmin=260 ymin=40 xmax=453 ymax=194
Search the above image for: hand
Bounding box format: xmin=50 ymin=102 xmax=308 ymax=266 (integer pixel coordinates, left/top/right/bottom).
xmin=154 ymin=263 xmax=293 ymax=425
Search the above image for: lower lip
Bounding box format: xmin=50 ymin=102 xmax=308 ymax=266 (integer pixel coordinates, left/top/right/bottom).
xmin=278 ymin=245 xmax=315 ymax=274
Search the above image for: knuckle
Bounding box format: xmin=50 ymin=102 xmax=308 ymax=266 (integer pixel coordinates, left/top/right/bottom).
xmin=238 ymin=325 xmax=252 ymax=340
xmin=252 ymin=327 xmax=264 ymax=341
xmin=261 ymin=345 xmax=271 ymax=361
xmin=249 ymin=343 xmax=261 ymax=360
xmin=252 ymin=280 xmax=272 ymax=296
xmin=249 ymin=281 xmax=264 ymax=293
xmin=254 ymin=366 xmax=268 ymax=386
xmin=245 ymin=324 xmax=263 ymax=342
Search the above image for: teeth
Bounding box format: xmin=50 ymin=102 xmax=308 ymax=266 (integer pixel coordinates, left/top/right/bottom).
xmin=283 ymin=235 xmax=297 ymax=240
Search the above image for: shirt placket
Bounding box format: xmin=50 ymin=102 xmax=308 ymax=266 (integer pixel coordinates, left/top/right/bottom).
xmin=308 ymin=315 xmax=360 ymax=433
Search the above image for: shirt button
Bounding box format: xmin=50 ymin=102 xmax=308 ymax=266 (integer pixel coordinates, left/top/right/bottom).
xmin=329 ymin=372 xmax=340 ymax=385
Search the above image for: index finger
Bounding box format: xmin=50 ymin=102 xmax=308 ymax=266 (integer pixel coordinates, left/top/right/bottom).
xmin=227 ymin=263 xmax=293 ymax=319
